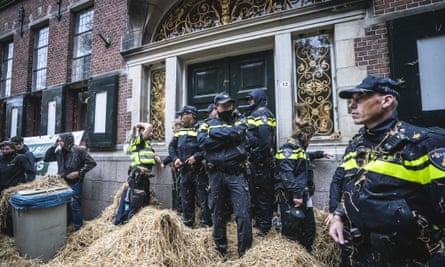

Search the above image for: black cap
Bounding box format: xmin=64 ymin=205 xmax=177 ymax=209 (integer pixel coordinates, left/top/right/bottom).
xmin=176 ymin=105 xmax=198 ymax=116
xmin=206 ymin=103 xmax=215 ymax=113
xmin=339 ymin=75 xmax=401 ymax=99
xmin=214 ymin=93 xmax=234 ymax=105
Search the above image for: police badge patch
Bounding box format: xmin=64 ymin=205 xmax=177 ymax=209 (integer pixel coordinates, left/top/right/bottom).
xmin=261 ymin=115 xmax=268 ymax=124
xmin=283 ymin=148 xmax=292 ymax=159
xmin=428 ymin=148 xmax=445 ymax=171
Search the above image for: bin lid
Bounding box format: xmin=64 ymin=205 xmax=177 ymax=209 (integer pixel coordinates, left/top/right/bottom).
xmin=16 ymin=186 xmax=69 ymax=196
xmin=10 ymin=187 xmax=74 ymax=210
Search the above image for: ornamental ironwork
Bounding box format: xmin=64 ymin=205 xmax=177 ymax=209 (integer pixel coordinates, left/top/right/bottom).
xmin=154 ymin=0 xmax=325 ymax=41
xmin=295 ymin=34 xmax=333 ymax=136
xmin=150 ymin=68 xmax=166 ymax=140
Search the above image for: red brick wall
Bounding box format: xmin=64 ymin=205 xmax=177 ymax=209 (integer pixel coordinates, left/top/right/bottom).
xmin=46 ymin=8 xmax=72 ymax=85
xmin=0 ymin=0 xmax=73 ymax=92
xmin=354 ymin=24 xmax=390 ymax=77
xmin=355 ymin=0 xmax=442 ymax=77
xmin=91 ymin=0 xmax=130 ymax=144
xmin=0 ymin=0 xmax=130 ymax=143
xmin=118 ymin=75 xmax=131 ymax=144
xmin=373 ymin=0 xmax=442 ymax=15
xmin=91 ymin=0 xmax=127 ymax=74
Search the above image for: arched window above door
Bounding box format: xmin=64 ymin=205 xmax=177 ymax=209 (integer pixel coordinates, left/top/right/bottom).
xmin=153 ymin=0 xmax=329 ymax=41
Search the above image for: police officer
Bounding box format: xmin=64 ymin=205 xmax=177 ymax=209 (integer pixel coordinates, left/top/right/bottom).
xmin=274 ymin=118 xmax=317 ymax=252
xmin=328 ymin=75 xmax=445 ymax=266
xmin=169 ymin=105 xmax=212 ymax=227
xmin=198 ymin=93 xmax=252 ymax=257
xmin=162 ymin=119 xmax=183 ymax=214
xmin=127 ymin=122 xmax=160 ymax=219
xmin=245 ymin=89 xmax=276 ymax=236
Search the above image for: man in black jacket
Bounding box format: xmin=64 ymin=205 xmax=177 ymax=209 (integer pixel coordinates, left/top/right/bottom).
xmin=44 ymin=132 xmax=96 ymax=231
xmin=198 ymin=93 xmax=252 ymax=257
xmin=10 ymin=136 xmax=36 ymax=181
xmin=0 ymin=141 xmax=36 ymax=236
xmin=169 ymin=105 xmax=211 ymax=227
xmin=327 ymin=76 xmax=445 ymax=266
xmin=0 ymin=141 xmax=35 ymax=192
xmin=245 ymin=89 xmax=276 ymax=236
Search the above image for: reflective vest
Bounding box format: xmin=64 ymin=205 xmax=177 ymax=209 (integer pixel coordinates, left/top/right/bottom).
xmin=247 ymin=115 xmax=276 ymax=128
xmin=129 ymin=136 xmax=155 ymax=167
xmin=275 ymin=147 xmax=307 ymax=160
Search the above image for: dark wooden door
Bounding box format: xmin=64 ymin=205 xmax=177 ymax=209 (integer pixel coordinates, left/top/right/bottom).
xmin=388 ymin=8 xmax=445 ymax=128
xmin=187 ymin=51 xmax=275 ymax=119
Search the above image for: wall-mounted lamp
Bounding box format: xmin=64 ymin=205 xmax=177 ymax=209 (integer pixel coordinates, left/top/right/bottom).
xmin=55 ymin=0 xmax=62 ymax=21
xmin=98 ymin=32 xmax=111 ymax=48
xmin=18 ymin=6 xmax=25 ymax=37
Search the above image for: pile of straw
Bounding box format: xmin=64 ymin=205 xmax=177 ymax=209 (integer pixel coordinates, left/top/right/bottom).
xmin=0 ymin=179 xmax=341 ymax=266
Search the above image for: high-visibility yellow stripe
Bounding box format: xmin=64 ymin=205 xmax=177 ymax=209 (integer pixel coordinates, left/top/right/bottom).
xmin=175 ymin=129 xmax=197 ymax=137
xmin=247 ymin=116 xmax=276 ymax=127
xmin=365 ymin=160 xmax=443 ymax=184
xmin=128 ymin=136 xmax=155 ymax=166
xmin=208 ymin=124 xmax=233 ymax=129
xmin=341 ymin=153 xmax=445 ymax=184
xmin=275 ymin=148 xmax=307 ymax=160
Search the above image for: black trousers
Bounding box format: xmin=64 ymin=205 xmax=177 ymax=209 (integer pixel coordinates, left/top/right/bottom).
xmin=208 ymin=170 xmax=252 ymax=257
xmin=127 ymin=167 xmax=151 ymax=219
xmin=179 ymin=167 xmax=212 ymax=227
xmin=250 ymin=164 xmax=274 ymax=234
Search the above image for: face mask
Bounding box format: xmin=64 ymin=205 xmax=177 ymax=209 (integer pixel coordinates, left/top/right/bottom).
xmin=218 ymin=110 xmax=233 ymax=121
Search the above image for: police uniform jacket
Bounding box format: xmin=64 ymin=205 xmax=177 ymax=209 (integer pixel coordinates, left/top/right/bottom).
xmin=336 ymin=113 xmax=445 ymax=238
xmin=274 ymin=138 xmax=314 ymax=200
xmin=246 ymin=95 xmax=276 ymax=165
xmin=197 ymin=114 xmax=248 ymax=169
xmin=168 ymin=121 xmax=204 ymax=165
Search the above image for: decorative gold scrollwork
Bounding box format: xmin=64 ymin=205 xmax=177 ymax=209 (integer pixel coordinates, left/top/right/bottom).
xmin=150 ymin=69 xmax=166 ymax=141
xmin=295 ymin=34 xmax=333 ymax=136
xmin=154 ymin=0 xmax=323 ymax=41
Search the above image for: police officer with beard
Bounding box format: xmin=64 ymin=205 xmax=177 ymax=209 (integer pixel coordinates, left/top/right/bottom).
xmin=245 ymin=89 xmax=276 ymax=236
xmin=198 ymin=93 xmax=252 ymax=257
xmin=169 ymin=105 xmax=212 ymax=228
xmin=328 ymin=75 xmax=445 ymax=266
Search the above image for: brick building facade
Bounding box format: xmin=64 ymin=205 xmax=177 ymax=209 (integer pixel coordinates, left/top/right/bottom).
xmin=1 ymin=0 xmax=444 ymax=219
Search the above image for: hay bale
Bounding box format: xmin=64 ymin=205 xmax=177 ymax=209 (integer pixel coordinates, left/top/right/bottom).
xmin=0 ymin=182 xmax=342 ymax=266
xmin=0 ymin=234 xmax=42 ymax=267
xmin=313 ymin=209 xmax=342 ymax=267
xmin=223 ymin=231 xmax=322 ymax=266
xmin=46 ymin=207 xmax=222 ymax=266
